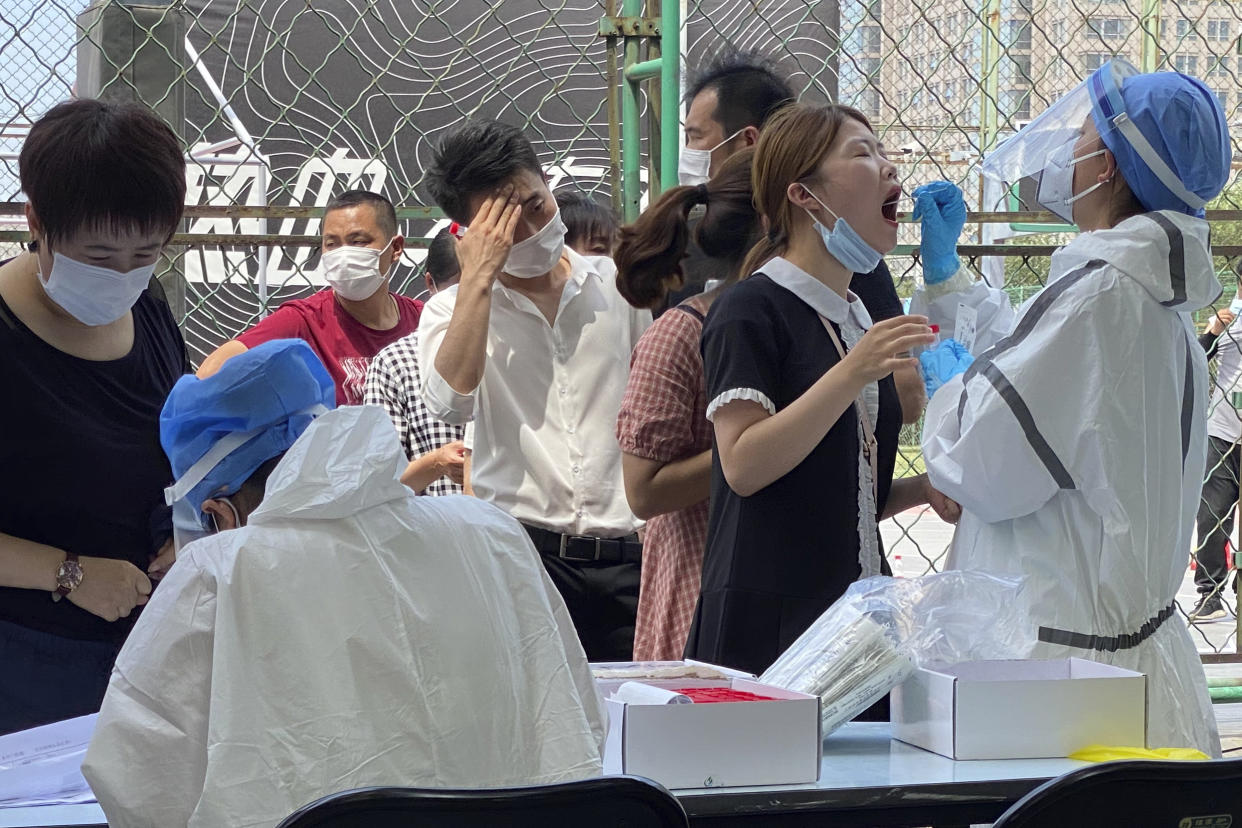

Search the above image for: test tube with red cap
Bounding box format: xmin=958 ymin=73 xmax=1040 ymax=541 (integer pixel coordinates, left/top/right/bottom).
xmin=915 ymin=324 xmax=940 ymax=357
xmin=448 ymin=221 xmax=465 ymax=239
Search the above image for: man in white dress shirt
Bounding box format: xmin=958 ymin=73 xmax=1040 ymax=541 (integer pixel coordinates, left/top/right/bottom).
xmin=420 ymin=119 xmax=651 ymax=661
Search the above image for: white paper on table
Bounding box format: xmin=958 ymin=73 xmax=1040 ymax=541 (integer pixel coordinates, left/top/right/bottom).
xmin=0 ymin=714 xmax=97 ymax=807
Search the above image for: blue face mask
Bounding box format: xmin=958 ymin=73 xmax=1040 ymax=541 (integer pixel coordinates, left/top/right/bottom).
xmin=801 ymin=185 xmax=882 ymax=274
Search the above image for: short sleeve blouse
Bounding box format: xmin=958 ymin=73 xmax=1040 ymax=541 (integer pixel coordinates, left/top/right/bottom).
xmin=686 ymin=268 xmax=901 ymax=674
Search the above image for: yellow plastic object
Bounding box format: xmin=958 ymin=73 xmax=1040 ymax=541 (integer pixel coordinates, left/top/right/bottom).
xmin=1068 ymin=745 xmax=1210 ymax=762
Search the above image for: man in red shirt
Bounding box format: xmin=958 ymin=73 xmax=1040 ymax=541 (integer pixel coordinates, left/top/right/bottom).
xmin=197 ymin=190 xmax=423 ymax=404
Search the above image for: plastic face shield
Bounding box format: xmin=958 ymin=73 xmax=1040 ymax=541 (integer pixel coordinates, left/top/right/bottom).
xmin=981 ymin=59 xmax=1139 ymax=210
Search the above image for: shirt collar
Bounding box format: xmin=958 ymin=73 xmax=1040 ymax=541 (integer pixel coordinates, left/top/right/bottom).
xmin=564 ymin=246 xmax=600 ymax=287
xmin=494 ymin=246 xmax=599 ymax=297
xmin=762 ymin=256 xmax=872 ymax=328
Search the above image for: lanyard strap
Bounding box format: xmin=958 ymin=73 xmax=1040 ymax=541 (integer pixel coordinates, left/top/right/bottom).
xmin=818 ymin=316 xmax=878 ymax=499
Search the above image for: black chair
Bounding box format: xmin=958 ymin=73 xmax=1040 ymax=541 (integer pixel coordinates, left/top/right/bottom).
xmin=993 ymin=757 xmax=1242 ymax=827
xmin=276 ymin=775 xmax=688 ymax=828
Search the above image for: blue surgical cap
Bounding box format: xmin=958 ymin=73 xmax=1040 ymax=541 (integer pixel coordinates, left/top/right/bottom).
xmin=160 ymin=339 xmax=335 ymax=524
xmin=1091 ymin=69 xmax=1232 ymax=217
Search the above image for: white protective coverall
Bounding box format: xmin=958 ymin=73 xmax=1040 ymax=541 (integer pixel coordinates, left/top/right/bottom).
xmin=923 ymin=209 xmax=1221 ymax=756
xmin=909 ymin=266 xmax=1016 ymax=356
xmin=82 ymin=405 xmax=606 ymax=828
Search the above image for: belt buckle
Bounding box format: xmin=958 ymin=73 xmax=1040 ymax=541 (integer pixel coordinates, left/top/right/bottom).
xmin=559 ymin=534 xmax=602 ymax=562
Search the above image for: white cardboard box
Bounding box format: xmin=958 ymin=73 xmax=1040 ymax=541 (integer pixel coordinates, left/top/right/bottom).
xmin=891 ymin=658 xmax=1147 ymax=760
xmin=592 ymin=662 xmax=822 ymax=789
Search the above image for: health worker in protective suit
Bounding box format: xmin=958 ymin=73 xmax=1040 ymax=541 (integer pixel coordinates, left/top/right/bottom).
xmin=83 ymin=339 xmax=605 ymax=828
xmin=921 ymin=60 xmax=1231 ymax=756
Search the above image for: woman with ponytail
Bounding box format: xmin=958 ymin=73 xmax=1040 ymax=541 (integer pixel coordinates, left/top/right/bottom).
xmin=614 ymin=149 xmax=757 ymax=660
xmin=684 ymin=103 xmax=959 ymax=678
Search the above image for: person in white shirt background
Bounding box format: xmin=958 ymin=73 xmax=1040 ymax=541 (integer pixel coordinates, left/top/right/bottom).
xmin=1192 ymin=270 xmax=1242 ymax=623
xmin=419 ymin=119 xmax=652 ymax=662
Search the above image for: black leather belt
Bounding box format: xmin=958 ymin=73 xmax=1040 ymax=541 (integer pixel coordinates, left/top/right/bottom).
xmin=1037 ymin=602 xmax=1176 ymax=653
xmin=522 ymin=524 xmax=642 ymax=564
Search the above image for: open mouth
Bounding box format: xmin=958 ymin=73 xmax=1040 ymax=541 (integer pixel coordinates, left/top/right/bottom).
xmin=881 ymin=187 xmax=902 ymax=226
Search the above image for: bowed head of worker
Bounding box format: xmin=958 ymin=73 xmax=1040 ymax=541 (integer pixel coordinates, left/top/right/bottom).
xmin=160 ymin=339 xmax=336 ymax=549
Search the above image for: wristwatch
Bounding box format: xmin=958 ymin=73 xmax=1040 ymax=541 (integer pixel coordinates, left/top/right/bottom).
xmin=52 ymin=552 xmax=83 ymax=602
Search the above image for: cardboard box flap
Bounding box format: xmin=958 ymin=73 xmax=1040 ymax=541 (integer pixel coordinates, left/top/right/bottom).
xmin=685 ymin=660 xmax=757 ymax=679
xmin=731 ymin=678 xmax=818 ymax=701
xmin=1066 ymin=658 xmax=1143 ymax=680
xmin=939 ymin=658 xmax=1073 ymax=681
xmin=936 ymin=658 xmax=1142 ymax=683
xmin=891 ymin=666 xmax=958 ymax=758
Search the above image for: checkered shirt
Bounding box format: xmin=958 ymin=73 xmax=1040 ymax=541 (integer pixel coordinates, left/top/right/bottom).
xmin=365 ymin=332 xmax=465 ymax=496
xmin=615 ymin=299 xmax=713 ymax=660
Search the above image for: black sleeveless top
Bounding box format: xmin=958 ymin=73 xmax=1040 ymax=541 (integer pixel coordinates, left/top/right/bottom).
xmin=0 ymin=285 xmax=187 ymax=642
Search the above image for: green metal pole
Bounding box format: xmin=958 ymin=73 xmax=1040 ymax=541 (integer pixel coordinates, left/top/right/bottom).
xmin=659 ymin=0 xmax=680 ymax=192
xmin=979 ymin=0 xmax=1002 ymax=155
xmin=606 ymin=0 xmax=622 ymax=216
xmin=621 ymin=0 xmax=642 ymax=222
xmin=1140 ymin=0 xmax=1162 ymax=72
xmin=645 ymin=0 xmax=662 ymax=202
xmin=977 ymin=0 xmax=1002 ymax=221
xmin=625 ymin=59 xmax=662 ymax=80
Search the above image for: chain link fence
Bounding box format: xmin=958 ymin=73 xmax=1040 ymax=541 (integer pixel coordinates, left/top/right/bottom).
xmin=4 ymin=0 xmax=1242 ymax=651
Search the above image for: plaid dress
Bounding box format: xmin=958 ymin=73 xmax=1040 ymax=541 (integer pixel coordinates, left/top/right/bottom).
xmin=364 ymin=333 xmax=465 ymax=496
xmin=616 ymin=296 xmax=713 ymax=661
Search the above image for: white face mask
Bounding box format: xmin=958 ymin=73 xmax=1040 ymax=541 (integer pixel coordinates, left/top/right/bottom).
xmin=504 ymin=209 xmax=566 ymax=279
xmin=801 ymin=186 xmax=883 ymax=275
xmin=321 ymin=237 xmax=396 ymax=301
xmin=38 ymin=252 xmax=155 ymax=326
xmin=580 ymin=254 xmax=615 ymax=275
xmin=1037 ymin=143 xmax=1109 ymax=224
xmin=677 ymin=129 xmax=744 ymax=186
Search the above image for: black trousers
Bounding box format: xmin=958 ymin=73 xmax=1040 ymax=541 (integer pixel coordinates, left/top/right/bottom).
xmin=0 ymin=618 xmax=121 ymax=735
xmin=523 ymin=526 xmax=641 ymax=662
xmin=1195 ymin=435 xmax=1240 ymax=597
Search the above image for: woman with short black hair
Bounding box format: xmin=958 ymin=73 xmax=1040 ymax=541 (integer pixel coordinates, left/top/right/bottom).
xmin=0 ymin=98 xmax=189 ymax=733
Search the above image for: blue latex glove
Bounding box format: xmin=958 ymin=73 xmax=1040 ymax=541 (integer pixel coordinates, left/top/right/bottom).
xmin=919 ymin=338 xmax=974 ymax=398
xmin=912 ymin=181 xmax=967 ymax=285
